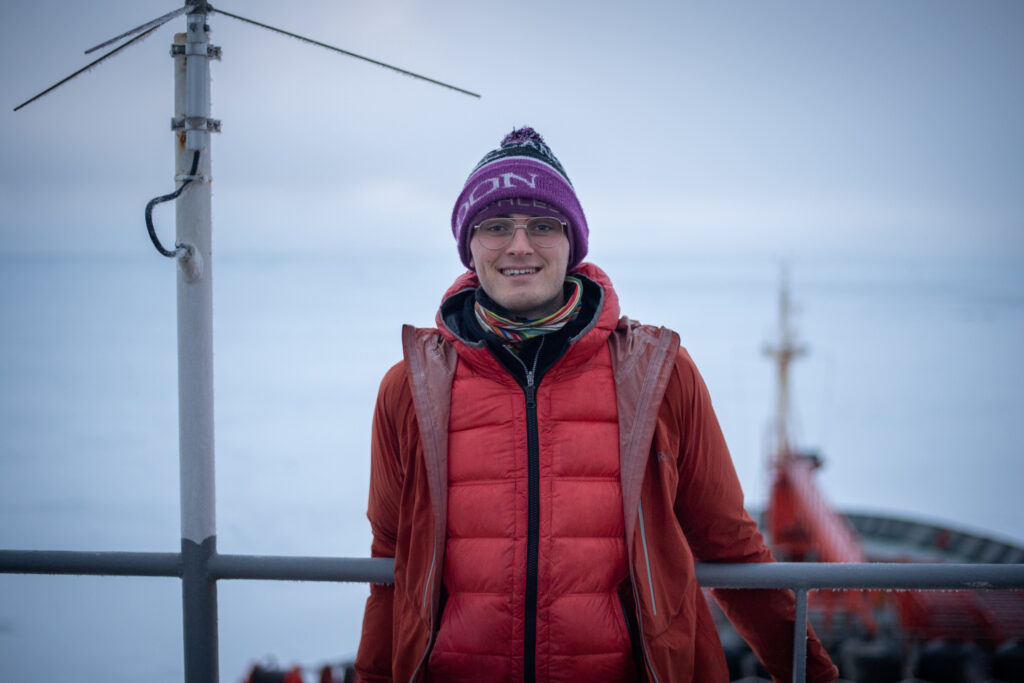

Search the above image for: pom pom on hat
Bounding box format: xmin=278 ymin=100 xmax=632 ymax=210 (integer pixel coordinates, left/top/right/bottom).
xmin=501 ymin=126 xmax=544 ymax=146
xmin=451 ymin=127 xmax=588 ymax=270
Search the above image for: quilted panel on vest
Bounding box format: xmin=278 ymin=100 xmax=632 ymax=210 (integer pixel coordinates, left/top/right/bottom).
xmin=428 ymin=345 xmax=636 ymax=683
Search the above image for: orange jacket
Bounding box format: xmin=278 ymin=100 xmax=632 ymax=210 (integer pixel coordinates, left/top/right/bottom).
xmin=356 ymin=264 xmax=837 ymax=683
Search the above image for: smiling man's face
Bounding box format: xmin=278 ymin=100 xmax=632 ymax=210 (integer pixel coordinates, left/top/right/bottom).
xmin=469 ymin=213 xmax=571 ymax=319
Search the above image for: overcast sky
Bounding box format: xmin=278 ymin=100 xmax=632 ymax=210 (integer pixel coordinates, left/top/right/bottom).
xmin=2 ymin=0 xmax=1023 ymax=541
xmin=2 ymin=0 xmax=1022 ymax=265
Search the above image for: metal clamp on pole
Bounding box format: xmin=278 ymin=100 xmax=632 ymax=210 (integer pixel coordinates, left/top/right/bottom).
xmin=170 ymin=43 xmax=222 ymax=59
xmin=170 ymin=115 xmax=223 ymax=151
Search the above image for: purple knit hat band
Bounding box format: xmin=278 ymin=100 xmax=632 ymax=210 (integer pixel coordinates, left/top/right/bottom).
xmin=452 ymin=128 xmax=588 ymax=270
xmin=467 ymin=198 xmax=569 ymax=226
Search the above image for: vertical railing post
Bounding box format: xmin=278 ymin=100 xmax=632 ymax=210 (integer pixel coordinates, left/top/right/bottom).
xmin=792 ymin=588 xmax=808 ymax=683
xmin=174 ymin=3 xmax=218 ymax=681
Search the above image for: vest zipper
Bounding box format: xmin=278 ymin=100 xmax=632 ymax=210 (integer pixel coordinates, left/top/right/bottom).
xmin=506 ymin=338 xmax=544 ymax=683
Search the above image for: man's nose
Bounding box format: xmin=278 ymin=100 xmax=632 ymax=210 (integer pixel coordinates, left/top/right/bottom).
xmin=506 ymin=226 xmax=535 ymax=253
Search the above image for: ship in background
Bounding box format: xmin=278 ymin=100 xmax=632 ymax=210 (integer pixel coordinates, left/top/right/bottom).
xmin=245 ymin=270 xmax=1024 ymax=683
xmin=713 ymin=268 xmax=1024 ymax=683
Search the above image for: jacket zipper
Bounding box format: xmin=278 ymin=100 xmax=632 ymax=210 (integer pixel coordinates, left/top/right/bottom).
xmin=628 ymin=569 xmax=661 ymax=683
xmin=637 ymin=502 xmax=657 ymax=617
xmin=630 ymin=501 xmax=661 ymax=683
xmin=507 ymin=338 xmax=544 ymax=683
xmin=408 ymin=545 xmax=438 ymax=683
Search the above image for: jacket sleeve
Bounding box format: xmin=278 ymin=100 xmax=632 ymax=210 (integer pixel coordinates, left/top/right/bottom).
xmin=355 ymin=361 xmax=414 ymax=683
xmin=668 ymin=349 xmax=838 ymax=683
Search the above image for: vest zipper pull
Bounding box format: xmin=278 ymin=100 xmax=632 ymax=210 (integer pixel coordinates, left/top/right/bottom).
xmin=524 ymin=337 xmax=542 ymax=409
xmin=525 ymin=370 xmax=536 ymax=408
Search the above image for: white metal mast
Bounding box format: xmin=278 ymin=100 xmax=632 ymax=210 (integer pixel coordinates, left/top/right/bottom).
xmin=174 ymin=3 xmax=219 ymax=680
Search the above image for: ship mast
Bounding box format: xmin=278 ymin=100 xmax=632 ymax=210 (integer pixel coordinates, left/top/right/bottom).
xmin=762 ymin=268 xmax=873 ymax=631
xmin=763 ymin=266 xmax=806 ymax=462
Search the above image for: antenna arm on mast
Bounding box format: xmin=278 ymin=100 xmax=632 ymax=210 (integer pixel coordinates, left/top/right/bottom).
xmin=13 ymin=25 xmax=161 ymax=112
xmin=211 ymin=7 xmax=481 ymax=98
xmin=84 ymin=5 xmax=192 ymax=55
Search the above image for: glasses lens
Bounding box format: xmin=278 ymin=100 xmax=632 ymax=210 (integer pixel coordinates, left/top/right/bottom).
xmin=473 ymin=217 xmax=565 ymax=249
xmin=525 ymin=218 xmax=563 ymax=247
xmin=475 ymin=218 xmax=515 ymax=249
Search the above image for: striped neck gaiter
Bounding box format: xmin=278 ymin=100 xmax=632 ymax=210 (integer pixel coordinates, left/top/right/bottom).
xmin=474 ymin=275 xmax=584 ymax=343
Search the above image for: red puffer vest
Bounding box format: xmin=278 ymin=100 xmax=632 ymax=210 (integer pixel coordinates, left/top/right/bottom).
xmin=426 ymin=264 xmax=637 ymax=682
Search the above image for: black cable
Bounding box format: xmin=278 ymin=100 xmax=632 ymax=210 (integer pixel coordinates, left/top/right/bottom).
xmin=146 ymin=151 xmax=200 ymax=257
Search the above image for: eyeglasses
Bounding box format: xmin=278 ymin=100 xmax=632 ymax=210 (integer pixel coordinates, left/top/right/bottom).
xmin=472 ymin=216 xmax=567 ymax=250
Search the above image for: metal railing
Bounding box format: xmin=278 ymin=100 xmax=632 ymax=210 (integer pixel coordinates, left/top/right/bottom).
xmin=2 ymin=549 xmax=1022 ymax=683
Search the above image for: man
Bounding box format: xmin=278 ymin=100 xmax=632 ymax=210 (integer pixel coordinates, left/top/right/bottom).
xmin=355 ymin=128 xmax=838 ymax=682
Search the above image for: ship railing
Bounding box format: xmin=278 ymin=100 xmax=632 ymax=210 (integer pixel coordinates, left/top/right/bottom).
xmin=2 ymin=551 xmax=1023 ymax=683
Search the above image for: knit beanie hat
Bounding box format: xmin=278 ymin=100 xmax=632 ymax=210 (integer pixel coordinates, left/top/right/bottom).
xmin=452 ymin=127 xmax=588 ymax=270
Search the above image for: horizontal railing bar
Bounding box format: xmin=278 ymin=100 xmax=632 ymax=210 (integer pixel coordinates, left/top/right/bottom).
xmin=0 ymin=550 xmax=182 ymax=577
xmin=696 ymin=561 xmax=1024 ymax=590
xmin=209 ymin=554 xmax=395 ymax=583
xmin=2 ymin=550 xmax=1022 ymax=592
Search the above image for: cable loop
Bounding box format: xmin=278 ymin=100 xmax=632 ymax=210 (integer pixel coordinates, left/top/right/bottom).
xmin=146 ymin=151 xmax=200 ymax=257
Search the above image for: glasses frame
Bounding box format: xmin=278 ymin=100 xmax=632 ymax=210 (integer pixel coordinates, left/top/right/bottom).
xmin=471 ymin=216 xmax=568 ymax=250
